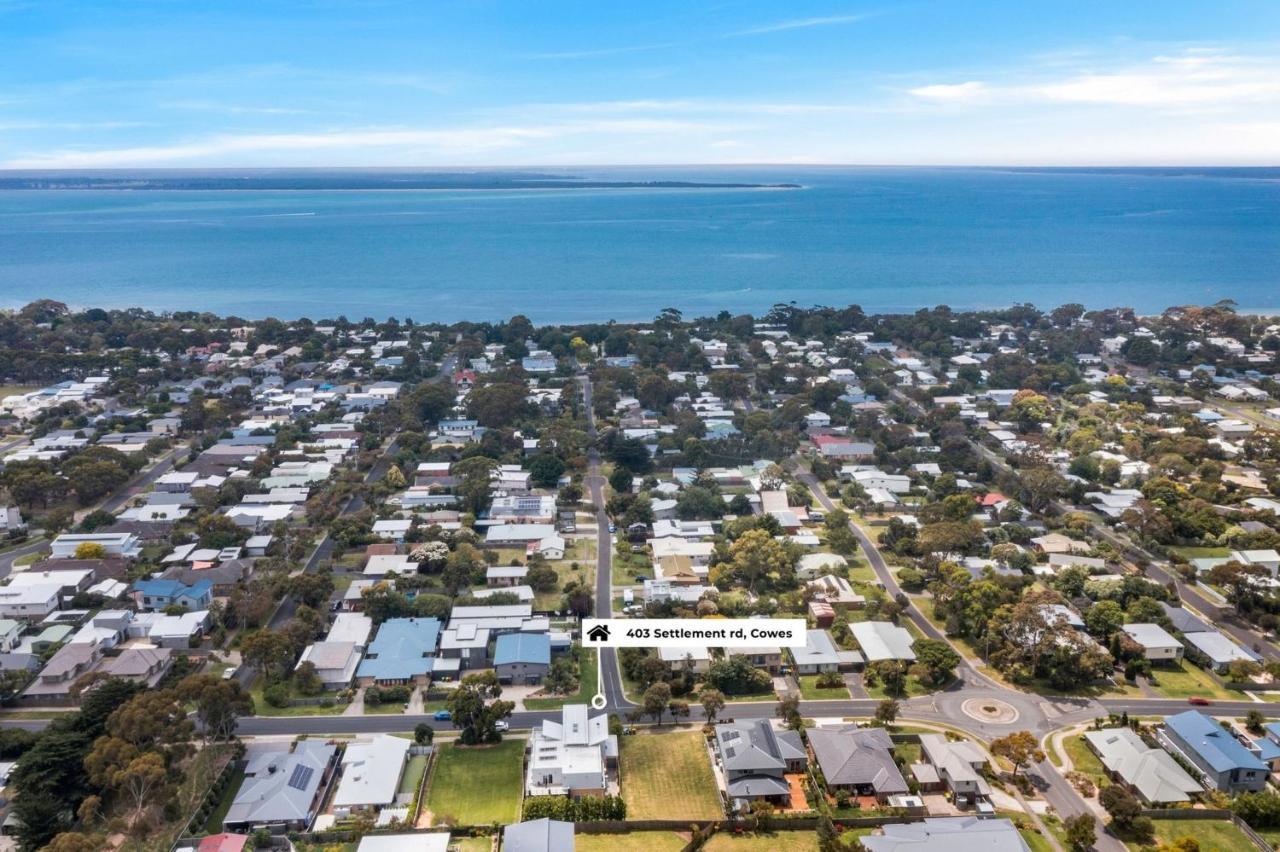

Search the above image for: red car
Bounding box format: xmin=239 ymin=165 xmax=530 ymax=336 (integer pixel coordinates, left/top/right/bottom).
xmin=1187 ymin=696 xmax=1212 ymax=706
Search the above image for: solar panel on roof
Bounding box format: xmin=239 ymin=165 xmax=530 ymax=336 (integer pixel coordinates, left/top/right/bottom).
xmin=287 ymin=764 xmax=315 ymax=791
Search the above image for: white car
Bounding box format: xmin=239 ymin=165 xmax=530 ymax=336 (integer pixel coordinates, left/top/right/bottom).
xmin=494 ymin=720 xmax=510 ymax=732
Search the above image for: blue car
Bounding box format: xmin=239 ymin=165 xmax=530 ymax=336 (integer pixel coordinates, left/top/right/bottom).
xmin=433 ymin=709 xmax=451 ymax=721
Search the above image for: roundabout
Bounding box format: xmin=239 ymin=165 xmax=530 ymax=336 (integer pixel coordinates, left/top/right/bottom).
xmin=961 ymin=697 xmax=1020 ymax=726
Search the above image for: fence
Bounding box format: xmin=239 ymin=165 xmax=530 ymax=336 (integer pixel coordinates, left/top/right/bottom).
xmin=1143 ymin=808 xmax=1273 ymax=852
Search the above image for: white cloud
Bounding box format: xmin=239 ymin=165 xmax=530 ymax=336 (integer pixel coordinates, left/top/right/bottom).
xmin=907 ymin=49 xmax=1280 ymax=110
xmin=906 ymin=82 xmax=989 ymax=102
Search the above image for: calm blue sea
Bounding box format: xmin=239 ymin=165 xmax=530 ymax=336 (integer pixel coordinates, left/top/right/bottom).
xmin=0 ymin=167 xmax=1276 ymax=323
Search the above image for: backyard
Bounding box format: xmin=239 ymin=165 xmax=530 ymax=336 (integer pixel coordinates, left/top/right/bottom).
xmin=1148 ymin=817 xmax=1256 ymax=851
xmin=423 ymin=738 xmax=525 ymax=826
xmin=618 ymin=731 xmax=723 ymax=820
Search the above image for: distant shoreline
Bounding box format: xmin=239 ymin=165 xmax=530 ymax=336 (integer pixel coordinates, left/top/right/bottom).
xmin=0 ymin=176 xmax=801 ymax=192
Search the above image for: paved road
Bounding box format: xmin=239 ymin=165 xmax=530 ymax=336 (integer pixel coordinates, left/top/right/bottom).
xmin=579 ymin=372 xmax=631 ymax=711
xmin=0 ymin=537 xmax=49 ymax=581
xmin=96 ymin=445 xmax=186 ymax=515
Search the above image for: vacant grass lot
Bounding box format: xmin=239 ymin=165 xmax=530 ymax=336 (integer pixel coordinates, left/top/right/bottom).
xmin=424 ymin=738 xmax=524 ymax=826
xmin=1149 ymin=817 xmax=1255 ymax=851
xmin=619 ymin=731 xmax=722 ymax=820
xmin=1147 ymin=659 xmax=1234 ymax=700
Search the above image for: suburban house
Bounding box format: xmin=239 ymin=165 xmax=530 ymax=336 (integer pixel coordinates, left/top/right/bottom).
xmin=494 ymin=632 xmax=551 ymax=685
xmin=713 ymin=719 xmax=806 ymax=808
xmin=331 ymin=735 xmax=411 ymax=816
xmin=864 ymin=818 xmax=1029 ymax=852
xmin=49 ymin=532 xmax=142 ymax=559
xmin=356 ymin=617 xmax=441 ymax=686
xmin=224 ymin=740 xmax=339 ymax=832
xmin=1083 ymin=728 xmax=1201 ymax=804
xmin=526 ymin=704 xmax=618 ymax=798
xmin=806 ymin=725 xmax=908 ymax=801
xmin=130 ymin=578 xmax=213 ymax=612
xmin=850 ymin=621 xmax=917 ymax=662
xmin=918 ymin=734 xmax=991 ymax=805
xmin=440 ymin=623 xmax=491 ymax=670
xmin=790 ymin=629 xmax=863 ymax=674
xmin=1182 ymin=630 xmax=1262 ymax=674
xmin=502 ymin=818 xmax=575 ymax=852
xmin=1159 ymin=710 xmax=1269 ymax=793
xmin=729 ymin=644 xmax=784 ymax=675
xmin=486 ymin=565 xmax=529 ymax=587
xmin=658 ymin=645 xmax=711 ymax=674
xmin=296 ymin=641 xmax=362 ymax=690
xmin=1121 ymin=623 xmax=1184 ymax=663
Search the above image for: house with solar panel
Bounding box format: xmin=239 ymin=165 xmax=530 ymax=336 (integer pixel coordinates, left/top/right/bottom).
xmin=224 ymin=740 xmax=339 ymax=832
xmin=712 ymin=718 xmax=806 ymax=810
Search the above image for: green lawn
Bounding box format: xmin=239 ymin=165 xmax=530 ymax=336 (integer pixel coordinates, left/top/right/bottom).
xmin=619 ymin=731 xmax=723 ymax=820
xmin=1147 ymin=659 xmax=1234 ymax=700
xmin=524 ymin=648 xmax=598 ymax=710
xmin=424 ymin=738 xmax=525 ymax=826
xmin=398 ymin=754 xmax=428 ymax=797
xmin=577 ymin=831 xmax=869 ymax=851
xmin=798 ymin=674 xmax=850 ymax=700
xmin=1169 ymin=546 xmax=1232 ymax=560
xmin=1149 ymin=817 xmax=1256 ymax=852
xmin=611 ymin=549 xmax=653 ymax=585
xmin=248 ymin=685 xmax=346 ymax=716
xmin=1063 ymin=735 xmax=1109 ymax=789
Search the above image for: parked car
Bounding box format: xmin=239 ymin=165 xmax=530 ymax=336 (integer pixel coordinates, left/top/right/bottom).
xmin=1188 ymin=696 xmax=1212 ymax=706
xmin=433 ymin=709 xmax=452 ymax=721
xmin=221 ymin=667 xmax=237 ymax=681
xmin=494 ymin=720 xmax=509 ymax=732
xmin=608 ymin=523 xmax=616 ymax=533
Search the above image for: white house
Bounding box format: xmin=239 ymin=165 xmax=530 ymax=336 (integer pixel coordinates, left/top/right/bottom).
xmin=331 ymin=735 xmax=411 ymax=815
xmin=1121 ymin=623 xmax=1184 ymax=662
xmin=526 ymin=704 xmax=618 ymax=797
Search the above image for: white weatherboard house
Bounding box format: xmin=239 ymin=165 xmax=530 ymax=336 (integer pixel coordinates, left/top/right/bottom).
xmin=1121 ymin=623 xmax=1184 ymax=662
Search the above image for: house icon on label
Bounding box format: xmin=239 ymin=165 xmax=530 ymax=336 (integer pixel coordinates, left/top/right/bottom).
xmin=586 ymin=624 xmax=610 ymax=643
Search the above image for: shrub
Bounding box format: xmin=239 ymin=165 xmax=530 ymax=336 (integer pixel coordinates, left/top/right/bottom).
xmin=263 ymin=683 xmax=290 ymax=708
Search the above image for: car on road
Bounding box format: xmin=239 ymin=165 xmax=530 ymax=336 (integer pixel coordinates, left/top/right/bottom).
xmin=494 ymin=720 xmax=509 ymax=732
xmin=608 ymin=522 xmax=616 ymax=533
xmin=433 ymin=709 xmax=452 ymax=721
xmin=1187 ymin=696 xmax=1212 ymax=706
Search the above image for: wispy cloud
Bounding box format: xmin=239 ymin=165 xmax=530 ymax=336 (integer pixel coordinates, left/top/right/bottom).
xmin=726 ymin=13 xmax=871 ymax=37
xmin=1 ymin=119 xmax=737 ymax=168
xmin=526 ymin=41 xmax=686 ymax=60
xmin=906 ymin=49 xmax=1280 ymax=109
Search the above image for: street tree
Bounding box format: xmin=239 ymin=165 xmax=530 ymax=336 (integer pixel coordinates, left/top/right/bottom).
xmin=990 ymin=730 xmax=1044 ymax=777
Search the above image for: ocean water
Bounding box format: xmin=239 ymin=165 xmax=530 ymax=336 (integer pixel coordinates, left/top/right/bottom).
xmin=0 ymin=167 xmax=1276 ymax=323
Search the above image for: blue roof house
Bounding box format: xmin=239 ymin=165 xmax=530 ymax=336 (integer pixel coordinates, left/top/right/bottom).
xmin=355 ymin=617 xmax=440 ymax=686
xmin=494 ymin=632 xmax=550 ymax=685
xmin=130 ymin=578 xmax=213 ymax=612
xmin=1158 ymin=710 xmax=1269 ymax=793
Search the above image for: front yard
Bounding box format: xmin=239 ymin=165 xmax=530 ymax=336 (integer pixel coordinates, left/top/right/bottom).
xmin=798 ymin=674 xmax=849 ymax=700
xmin=1146 ymin=659 xmax=1235 ymax=700
xmin=1148 ymin=817 xmax=1256 ymax=851
xmin=619 ymin=731 xmax=723 ymax=820
xmin=423 ymin=738 xmax=525 ymax=826
xmin=524 ymin=647 xmax=598 ymax=710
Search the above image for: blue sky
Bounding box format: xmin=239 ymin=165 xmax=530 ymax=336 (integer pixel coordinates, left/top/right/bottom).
xmin=2 ymin=0 xmax=1278 ymax=167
